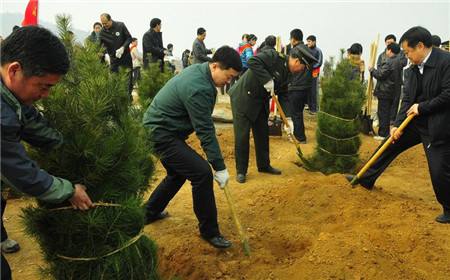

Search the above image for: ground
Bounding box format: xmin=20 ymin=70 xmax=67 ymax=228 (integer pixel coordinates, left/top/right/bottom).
xmin=3 ymin=113 xmax=450 ymax=280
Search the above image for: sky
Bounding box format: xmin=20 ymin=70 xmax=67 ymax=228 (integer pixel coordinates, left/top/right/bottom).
xmin=1 ymin=0 xmax=449 ymax=65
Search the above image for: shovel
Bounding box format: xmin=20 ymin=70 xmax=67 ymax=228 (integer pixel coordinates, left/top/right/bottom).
xmin=221 ymin=182 xmax=251 ymax=256
xmin=270 ymin=89 xmax=305 ymax=158
xmin=350 ymin=114 xmax=415 ymax=185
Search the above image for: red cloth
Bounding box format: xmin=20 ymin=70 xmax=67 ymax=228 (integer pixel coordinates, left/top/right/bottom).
xmin=22 ymin=0 xmax=38 ymax=26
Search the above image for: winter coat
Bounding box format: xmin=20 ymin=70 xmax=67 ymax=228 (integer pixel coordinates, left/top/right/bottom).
xmin=239 ymin=43 xmax=254 ymax=70
xmin=371 ymin=54 xmax=403 ymax=99
xmin=1 ymin=82 xmax=74 ymax=203
xmin=142 ymin=29 xmax=164 ymax=67
xmin=99 ymin=20 xmax=132 ymax=70
xmin=395 ymin=48 xmax=450 ymax=146
xmin=192 ymin=38 xmax=212 ymax=64
xmin=287 ymin=43 xmax=313 ymax=92
xmin=143 ymin=62 xmax=225 ymax=171
xmin=229 ymin=48 xmax=288 ymax=122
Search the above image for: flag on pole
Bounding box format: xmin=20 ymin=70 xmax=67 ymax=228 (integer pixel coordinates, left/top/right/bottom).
xmin=22 ymin=0 xmax=38 ymax=26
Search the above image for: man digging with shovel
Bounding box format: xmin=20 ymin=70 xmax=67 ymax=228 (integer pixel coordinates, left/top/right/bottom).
xmin=347 ymin=26 xmax=450 ymax=224
xmin=142 ymin=46 xmax=242 ymax=248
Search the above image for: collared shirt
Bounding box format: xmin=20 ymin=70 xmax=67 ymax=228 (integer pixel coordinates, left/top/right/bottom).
xmin=418 ymin=48 xmax=432 ymax=74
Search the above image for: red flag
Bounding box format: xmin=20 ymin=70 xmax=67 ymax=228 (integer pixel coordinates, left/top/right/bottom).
xmin=22 ymin=0 xmax=38 ymax=26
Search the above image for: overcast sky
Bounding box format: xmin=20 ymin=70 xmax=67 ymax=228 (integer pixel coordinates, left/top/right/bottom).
xmin=2 ymin=0 xmax=449 ymax=64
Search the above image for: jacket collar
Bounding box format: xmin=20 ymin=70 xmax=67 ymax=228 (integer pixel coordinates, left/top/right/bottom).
xmin=423 ymin=48 xmax=436 ymax=68
xmin=200 ymin=62 xmax=216 ymax=90
xmin=0 ymin=80 xmax=23 ymax=121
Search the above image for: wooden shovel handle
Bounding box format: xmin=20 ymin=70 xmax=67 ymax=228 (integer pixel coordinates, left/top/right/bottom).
xmin=352 ymin=114 xmax=416 ymax=184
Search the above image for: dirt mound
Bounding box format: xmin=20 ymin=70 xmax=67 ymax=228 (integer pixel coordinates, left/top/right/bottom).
xmin=3 ymin=117 xmax=449 ymax=280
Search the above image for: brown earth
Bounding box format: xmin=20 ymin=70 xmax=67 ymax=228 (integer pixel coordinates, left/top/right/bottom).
xmin=3 ymin=114 xmax=450 ymax=280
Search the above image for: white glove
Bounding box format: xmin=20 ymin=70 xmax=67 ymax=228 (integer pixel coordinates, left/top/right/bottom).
xmin=263 ymin=80 xmax=274 ymax=92
xmin=115 ymin=46 xmax=125 ymax=59
xmin=214 ymin=169 xmax=229 ymax=189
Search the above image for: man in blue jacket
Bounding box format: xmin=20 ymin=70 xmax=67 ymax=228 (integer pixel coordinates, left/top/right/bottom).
xmin=143 ymin=46 xmax=241 ymax=249
xmin=1 ymin=26 xmax=93 ymax=280
xmin=347 ymin=26 xmax=450 ymax=224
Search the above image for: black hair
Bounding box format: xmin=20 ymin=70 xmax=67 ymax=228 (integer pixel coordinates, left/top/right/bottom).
xmin=1 ymin=26 xmax=70 ymax=77
xmin=131 ymin=37 xmax=138 ymax=42
xmin=399 ymin=26 xmax=432 ymax=48
xmin=264 ymin=35 xmax=276 ymax=48
xmin=290 ymin=29 xmax=303 ymax=42
xmin=167 ymin=43 xmax=173 ymax=49
xmin=386 ymin=42 xmax=400 ymax=54
xmin=385 ymin=34 xmax=396 ymax=42
xmin=100 ymin=13 xmax=111 ymax=21
xmin=247 ymin=34 xmax=257 ymax=41
xmin=241 ymin=33 xmax=249 ymax=40
xmin=306 ymin=35 xmax=316 ymax=42
xmin=150 ymin=18 xmax=161 ymax=29
xmin=93 ymin=22 xmax=102 ymax=29
xmin=211 ymin=46 xmax=242 ymax=72
xmin=348 ymin=43 xmax=363 ymax=55
xmin=431 ymin=35 xmax=442 ymax=48
xmin=12 ymin=25 xmax=20 ymax=32
xmin=197 ymin=27 xmax=206 ymax=35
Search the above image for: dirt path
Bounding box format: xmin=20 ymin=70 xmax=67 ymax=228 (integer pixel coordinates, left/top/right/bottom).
xmin=3 ymin=115 xmax=450 ymax=280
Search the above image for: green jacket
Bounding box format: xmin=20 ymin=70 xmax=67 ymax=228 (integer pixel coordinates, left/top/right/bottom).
xmin=1 ymin=82 xmax=74 ymax=202
xmin=229 ymin=48 xmax=288 ymax=122
xmin=143 ymin=62 xmax=225 ymax=171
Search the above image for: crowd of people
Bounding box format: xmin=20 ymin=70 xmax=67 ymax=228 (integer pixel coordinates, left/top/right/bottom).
xmin=1 ymin=13 xmax=449 ymax=279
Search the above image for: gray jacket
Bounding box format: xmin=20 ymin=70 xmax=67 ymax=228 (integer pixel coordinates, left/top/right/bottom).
xmin=1 ymin=82 xmax=74 ymax=203
xmin=192 ymin=38 xmax=212 ymax=64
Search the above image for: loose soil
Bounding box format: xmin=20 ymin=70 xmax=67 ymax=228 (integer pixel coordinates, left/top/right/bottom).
xmin=3 ymin=114 xmax=450 ymax=280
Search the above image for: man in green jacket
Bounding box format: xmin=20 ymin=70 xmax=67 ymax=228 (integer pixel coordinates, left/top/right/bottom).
xmin=1 ymin=26 xmax=93 ymax=280
xmin=143 ymin=46 xmax=241 ymax=249
xmin=229 ymin=44 xmax=317 ymax=183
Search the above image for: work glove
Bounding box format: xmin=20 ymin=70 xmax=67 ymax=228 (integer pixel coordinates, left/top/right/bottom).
xmin=115 ymin=46 xmax=125 ymax=59
xmin=214 ymin=169 xmax=229 ymax=189
xmin=263 ymin=79 xmax=274 ymax=92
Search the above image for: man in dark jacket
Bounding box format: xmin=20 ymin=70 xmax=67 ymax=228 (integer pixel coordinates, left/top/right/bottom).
xmin=142 ymin=18 xmax=167 ymax=71
xmin=347 ymin=26 xmax=450 ymax=224
xmin=370 ymin=43 xmax=403 ymax=139
xmin=99 ymin=13 xmax=133 ymax=97
xmin=192 ymin=27 xmax=213 ymax=64
xmin=306 ymin=35 xmax=323 ymax=113
xmin=229 ymin=43 xmax=317 ymax=183
xmin=287 ymin=29 xmax=313 ymax=143
xmin=143 ymin=46 xmax=241 ymax=249
xmin=1 ymin=26 xmax=93 ymax=280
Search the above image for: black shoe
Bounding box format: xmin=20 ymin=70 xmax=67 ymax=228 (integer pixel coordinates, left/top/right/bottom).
xmin=258 ymin=166 xmax=282 ymax=175
xmin=345 ymin=174 xmax=373 ymax=190
xmin=236 ymin=173 xmax=246 ymax=183
xmin=202 ymin=235 xmax=232 ymax=249
xmin=435 ymin=212 xmax=450 ymax=224
xmin=145 ymin=210 xmax=169 ymax=224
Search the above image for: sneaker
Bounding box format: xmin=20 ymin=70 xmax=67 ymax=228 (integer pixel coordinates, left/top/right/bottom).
xmin=373 ymin=136 xmax=386 ymax=141
xmin=1 ymin=239 xmax=20 ymax=253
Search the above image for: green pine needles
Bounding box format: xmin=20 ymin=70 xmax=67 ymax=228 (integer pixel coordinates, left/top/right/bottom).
xmin=22 ymin=15 xmax=158 ymax=279
xmin=302 ymin=58 xmax=366 ymax=174
xmin=138 ymin=63 xmax=174 ymax=109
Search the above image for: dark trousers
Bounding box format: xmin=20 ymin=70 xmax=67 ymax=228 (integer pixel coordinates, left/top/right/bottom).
xmin=1 ymin=196 xmax=12 ymax=280
xmin=132 ymin=67 xmax=141 ymax=86
xmin=289 ymin=90 xmax=308 ymax=142
xmin=308 ymin=77 xmax=319 ymax=112
xmin=144 ymin=138 xmax=220 ymax=238
xmin=233 ymin=108 xmax=270 ymax=175
xmin=277 ymin=92 xmax=291 ymax=118
xmin=360 ymin=120 xmax=450 ymax=212
xmin=390 ymin=91 xmax=401 ymax=123
xmin=377 ymin=98 xmax=393 ymax=137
